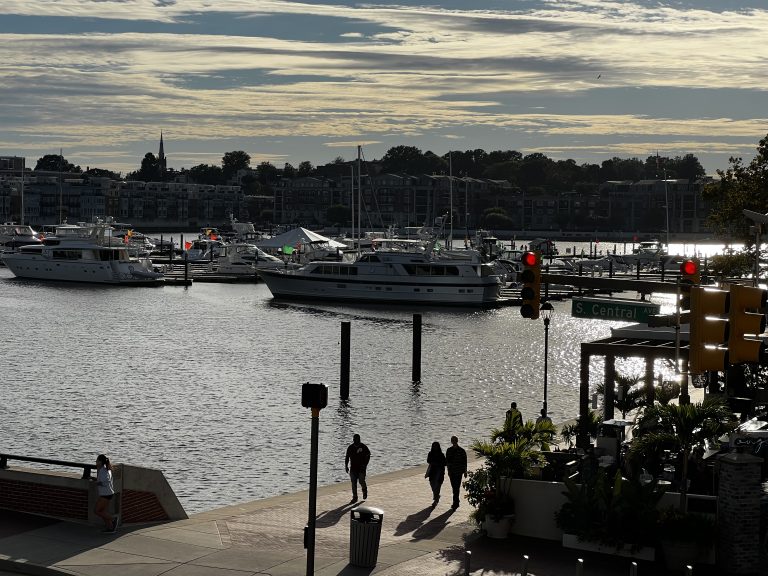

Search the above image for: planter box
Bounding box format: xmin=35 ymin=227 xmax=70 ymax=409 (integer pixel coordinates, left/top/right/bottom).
xmin=562 ymin=533 xmax=656 ymax=561
xmin=483 ymin=514 xmax=515 ymax=539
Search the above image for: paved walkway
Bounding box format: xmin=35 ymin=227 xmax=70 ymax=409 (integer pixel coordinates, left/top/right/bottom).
xmin=0 ymin=460 xmax=742 ymax=576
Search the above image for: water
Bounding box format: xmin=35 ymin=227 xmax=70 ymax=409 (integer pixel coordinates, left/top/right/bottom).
xmin=0 ymin=239 xmax=695 ymax=514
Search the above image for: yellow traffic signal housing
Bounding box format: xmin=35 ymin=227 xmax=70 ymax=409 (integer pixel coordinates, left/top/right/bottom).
xmin=520 ymin=251 xmax=541 ymax=319
xmin=679 ymin=258 xmax=700 ymax=311
xmin=728 ymin=284 xmax=767 ymax=364
xmin=689 ymin=286 xmax=729 ymax=374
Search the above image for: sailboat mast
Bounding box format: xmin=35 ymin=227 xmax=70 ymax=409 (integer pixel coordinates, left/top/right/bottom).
xmin=350 ymin=164 xmax=355 ymax=253
xmin=357 ymin=145 xmax=362 ymax=258
xmin=58 ymin=148 xmax=63 ymax=223
xmin=20 ymin=157 xmax=25 ymax=225
xmin=448 ymin=152 xmax=453 ymax=250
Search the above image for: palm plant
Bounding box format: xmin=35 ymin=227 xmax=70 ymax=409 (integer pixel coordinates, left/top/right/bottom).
xmin=491 ymin=418 xmax=557 ymax=449
xmin=596 ymin=372 xmax=646 ymax=418
xmin=654 ymin=378 xmax=681 ymax=405
xmin=560 ymin=410 xmax=601 ymax=448
xmin=629 ymin=398 xmax=736 ymax=510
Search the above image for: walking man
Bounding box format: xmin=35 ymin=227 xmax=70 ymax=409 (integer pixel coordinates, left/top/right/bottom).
xmin=345 ymin=434 xmax=371 ymax=503
xmin=445 ymin=435 xmax=468 ymax=510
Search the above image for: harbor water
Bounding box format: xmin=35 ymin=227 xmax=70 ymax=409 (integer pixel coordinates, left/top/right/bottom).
xmin=1 ymin=239 xmax=700 ymax=514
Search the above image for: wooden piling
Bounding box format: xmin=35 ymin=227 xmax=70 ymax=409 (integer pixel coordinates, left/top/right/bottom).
xmin=412 ymin=314 xmax=422 ymax=382
xmin=340 ymin=322 xmax=350 ymax=399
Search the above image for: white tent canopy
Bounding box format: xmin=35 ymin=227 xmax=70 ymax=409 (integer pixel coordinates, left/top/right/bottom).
xmin=256 ymin=227 xmax=347 ymax=250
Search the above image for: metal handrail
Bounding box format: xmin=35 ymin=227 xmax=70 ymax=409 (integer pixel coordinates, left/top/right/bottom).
xmin=0 ymin=453 xmax=95 ymax=479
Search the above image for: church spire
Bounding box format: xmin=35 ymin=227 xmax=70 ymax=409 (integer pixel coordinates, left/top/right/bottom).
xmin=158 ymin=131 xmax=167 ymax=180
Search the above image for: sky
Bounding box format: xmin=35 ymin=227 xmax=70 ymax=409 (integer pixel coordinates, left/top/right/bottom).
xmin=1 ymin=0 xmax=767 ymax=177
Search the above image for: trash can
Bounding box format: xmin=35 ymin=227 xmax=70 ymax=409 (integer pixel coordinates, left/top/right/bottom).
xmin=349 ymin=505 xmax=384 ymax=568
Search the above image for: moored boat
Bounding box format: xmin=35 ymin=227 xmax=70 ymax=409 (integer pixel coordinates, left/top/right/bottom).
xmin=257 ymin=239 xmax=502 ymax=307
xmin=1 ymin=221 xmax=164 ymax=286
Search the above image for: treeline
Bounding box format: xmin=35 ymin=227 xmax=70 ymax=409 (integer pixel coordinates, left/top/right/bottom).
xmin=32 ymin=145 xmax=707 ymax=194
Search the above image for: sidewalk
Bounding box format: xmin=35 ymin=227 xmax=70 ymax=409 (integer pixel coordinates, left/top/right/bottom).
xmin=0 ymin=461 xmax=725 ymax=576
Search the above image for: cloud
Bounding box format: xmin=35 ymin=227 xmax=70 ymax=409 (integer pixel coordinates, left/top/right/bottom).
xmin=0 ymin=1 xmax=767 ymax=175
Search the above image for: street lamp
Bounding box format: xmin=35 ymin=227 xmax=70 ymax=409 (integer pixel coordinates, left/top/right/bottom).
xmin=540 ymin=301 xmax=554 ymax=418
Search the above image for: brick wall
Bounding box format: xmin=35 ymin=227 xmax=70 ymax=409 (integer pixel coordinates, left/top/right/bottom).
xmin=717 ymin=452 xmax=762 ymax=575
xmin=0 ymin=478 xmax=88 ymax=520
xmin=121 ymin=489 xmax=169 ymax=523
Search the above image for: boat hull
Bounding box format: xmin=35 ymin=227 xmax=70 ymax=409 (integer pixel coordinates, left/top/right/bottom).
xmin=2 ymin=253 xmax=164 ymax=286
xmin=258 ymin=269 xmax=500 ymax=307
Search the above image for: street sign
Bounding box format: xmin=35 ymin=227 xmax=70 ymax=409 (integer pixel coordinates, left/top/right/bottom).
xmin=571 ymin=297 xmax=661 ymax=322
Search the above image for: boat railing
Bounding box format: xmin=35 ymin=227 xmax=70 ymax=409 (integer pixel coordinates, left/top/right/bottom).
xmin=0 ymin=453 xmax=95 ymax=479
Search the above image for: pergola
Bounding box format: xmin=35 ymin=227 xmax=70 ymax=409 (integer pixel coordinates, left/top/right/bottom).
xmin=577 ymin=335 xmax=689 ymax=448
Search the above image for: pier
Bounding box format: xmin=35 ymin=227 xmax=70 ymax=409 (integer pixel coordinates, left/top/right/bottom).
xmin=0 ymin=459 xmax=702 ymax=576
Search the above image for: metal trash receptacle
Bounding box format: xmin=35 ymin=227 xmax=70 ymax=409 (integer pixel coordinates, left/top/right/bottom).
xmin=349 ymin=505 xmax=384 ymax=568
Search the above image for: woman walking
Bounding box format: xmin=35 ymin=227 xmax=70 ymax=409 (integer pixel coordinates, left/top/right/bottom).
xmin=94 ymin=454 xmax=117 ymax=533
xmin=425 ymin=442 xmax=446 ymax=507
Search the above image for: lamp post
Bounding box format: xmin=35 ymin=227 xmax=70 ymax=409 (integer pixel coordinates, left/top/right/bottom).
xmin=540 ymin=301 xmax=554 ymax=418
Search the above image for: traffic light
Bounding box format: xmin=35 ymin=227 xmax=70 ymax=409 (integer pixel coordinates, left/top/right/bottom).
xmin=679 ymin=258 xmax=700 ymax=310
xmin=728 ymin=284 xmax=767 ymax=364
xmin=520 ymin=251 xmax=541 ymax=319
xmin=688 ymin=286 xmax=729 ymax=374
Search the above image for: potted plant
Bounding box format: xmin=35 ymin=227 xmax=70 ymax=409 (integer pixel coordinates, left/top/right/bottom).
xmin=657 ymin=506 xmax=717 ymax=571
xmin=463 ymin=465 xmax=515 ymax=538
xmin=555 ymin=469 xmax=662 ymax=560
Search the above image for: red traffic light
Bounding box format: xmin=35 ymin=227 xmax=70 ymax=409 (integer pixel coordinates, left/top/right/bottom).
xmin=680 ymin=259 xmax=698 ymax=276
xmin=521 ymin=251 xmax=538 ymax=267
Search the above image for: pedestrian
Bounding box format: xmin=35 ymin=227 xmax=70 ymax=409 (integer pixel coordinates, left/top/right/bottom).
xmin=345 ymin=434 xmax=370 ymax=503
xmin=445 ymin=435 xmax=468 ymax=510
xmin=425 ymin=441 xmax=446 ymax=507
xmin=505 ymin=402 xmax=523 ymax=430
xmin=535 ymin=409 xmax=552 ymax=425
xmin=93 ymin=454 xmax=118 ymax=533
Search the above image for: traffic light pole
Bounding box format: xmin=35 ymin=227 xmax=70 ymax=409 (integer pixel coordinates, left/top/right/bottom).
xmin=674 ymin=279 xmax=691 ymax=404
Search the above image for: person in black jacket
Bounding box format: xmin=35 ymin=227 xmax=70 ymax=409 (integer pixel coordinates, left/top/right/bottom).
xmin=345 ymin=434 xmax=371 ymax=503
xmin=425 ymin=441 xmax=447 ymax=507
xmin=445 ymin=436 xmax=468 ymax=509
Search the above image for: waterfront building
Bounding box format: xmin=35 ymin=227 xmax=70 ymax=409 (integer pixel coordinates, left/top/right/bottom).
xmin=0 ymin=154 xmax=714 ymax=235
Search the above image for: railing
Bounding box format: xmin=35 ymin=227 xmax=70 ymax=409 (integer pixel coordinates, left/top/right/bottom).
xmin=0 ymin=453 xmax=95 ymax=479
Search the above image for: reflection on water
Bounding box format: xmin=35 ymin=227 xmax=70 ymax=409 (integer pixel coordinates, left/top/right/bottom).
xmin=2 ymin=266 xmax=680 ymax=513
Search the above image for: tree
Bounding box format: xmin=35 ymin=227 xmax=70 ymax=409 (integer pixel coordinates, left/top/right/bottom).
xmin=34 ymin=154 xmax=81 ymax=173
xmin=381 ymin=145 xmax=426 ymax=174
xmin=84 ymin=167 xmax=120 ymax=180
xmin=297 ymin=161 xmax=314 ymax=177
xmin=187 ymin=163 xmax=224 ymax=185
xmin=256 ymin=161 xmax=278 ymax=185
xmin=222 ymin=150 xmax=250 ymax=180
xmin=703 ymin=133 xmax=768 ymax=245
xmin=630 ymin=398 xmax=736 ymax=510
xmin=282 ymin=163 xmax=296 ymax=178
xmin=126 ymin=153 xmax=161 ymax=182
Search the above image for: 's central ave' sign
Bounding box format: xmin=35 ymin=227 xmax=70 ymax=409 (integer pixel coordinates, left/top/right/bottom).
xmin=571 ymin=297 xmax=661 ymax=322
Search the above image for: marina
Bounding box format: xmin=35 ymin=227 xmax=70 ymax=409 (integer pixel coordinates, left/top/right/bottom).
xmin=0 ymin=259 xmax=679 ymax=515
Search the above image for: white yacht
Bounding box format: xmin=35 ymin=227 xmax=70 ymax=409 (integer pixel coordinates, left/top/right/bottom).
xmin=257 ymin=239 xmax=502 ymax=307
xmin=1 ymin=221 xmax=164 ymax=286
xmin=633 ymin=240 xmax=667 ymax=257
xmin=0 ymin=223 xmax=42 ymax=255
xmin=216 ymin=242 xmax=296 ymax=276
